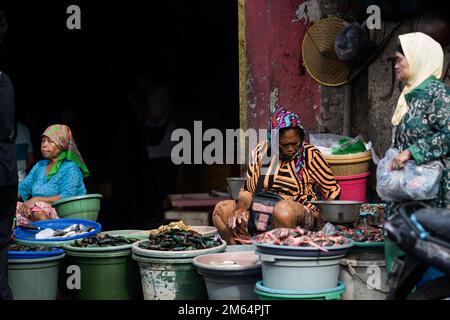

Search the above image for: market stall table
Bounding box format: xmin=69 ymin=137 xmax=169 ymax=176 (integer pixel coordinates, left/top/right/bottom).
xmin=165 ymin=193 xmax=231 ymax=226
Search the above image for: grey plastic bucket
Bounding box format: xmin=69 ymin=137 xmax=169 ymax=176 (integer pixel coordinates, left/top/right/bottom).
xmin=8 ymin=254 xmax=65 ymax=300
xmin=339 ymin=250 xmax=389 ymax=300
xmin=256 ymin=252 xmax=345 ymax=291
xmin=197 ymin=268 xmax=261 ymax=300
xmin=193 ymin=251 xmax=262 ymax=300
xmin=226 ymin=178 xmax=246 ymax=200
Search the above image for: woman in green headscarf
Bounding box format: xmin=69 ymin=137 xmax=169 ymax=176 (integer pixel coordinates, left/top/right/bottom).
xmin=16 ymin=125 xmax=90 ymax=225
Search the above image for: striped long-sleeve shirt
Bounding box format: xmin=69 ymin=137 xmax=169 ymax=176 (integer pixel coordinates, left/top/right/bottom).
xmin=239 ymin=141 xmax=341 ymax=210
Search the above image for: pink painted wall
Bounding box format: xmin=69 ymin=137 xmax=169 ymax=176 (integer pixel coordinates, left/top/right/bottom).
xmin=244 ymin=0 xmax=320 ymax=134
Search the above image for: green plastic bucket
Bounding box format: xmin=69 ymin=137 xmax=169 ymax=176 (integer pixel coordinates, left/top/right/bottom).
xmin=384 ymin=203 xmax=421 ymax=273
xmin=8 ymin=254 xmax=65 ymax=300
xmin=384 ymin=238 xmax=405 ymax=273
xmin=132 ymin=254 xmax=208 ymax=300
xmin=254 ymin=281 xmax=346 ymax=300
xmin=52 ymin=194 xmax=103 ymax=221
xmin=63 ymin=249 xmax=142 ymax=300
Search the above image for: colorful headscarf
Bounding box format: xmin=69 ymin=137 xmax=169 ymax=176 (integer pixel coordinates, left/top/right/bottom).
xmin=268 ymin=108 xmax=306 ymax=179
xmin=42 ymin=124 xmax=90 ymax=179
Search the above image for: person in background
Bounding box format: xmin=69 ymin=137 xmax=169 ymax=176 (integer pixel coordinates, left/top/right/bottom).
xmin=59 ymin=106 xmax=87 ymax=152
xmin=0 ymin=9 xmax=17 ymax=300
xmin=15 ymin=121 xmax=34 ymax=182
xmin=16 ymin=125 xmax=90 ymax=226
xmin=128 ymin=70 xmax=177 ymax=227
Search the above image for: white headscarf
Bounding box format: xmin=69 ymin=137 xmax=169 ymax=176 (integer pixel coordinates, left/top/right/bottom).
xmin=392 ymin=32 xmax=444 ymax=126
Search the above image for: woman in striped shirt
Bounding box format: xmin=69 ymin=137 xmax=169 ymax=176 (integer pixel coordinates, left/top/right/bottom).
xmin=213 ymin=108 xmax=341 ymax=244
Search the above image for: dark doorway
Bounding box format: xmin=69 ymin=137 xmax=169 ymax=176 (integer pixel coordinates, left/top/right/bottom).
xmin=0 ymin=1 xmax=240 ymax=230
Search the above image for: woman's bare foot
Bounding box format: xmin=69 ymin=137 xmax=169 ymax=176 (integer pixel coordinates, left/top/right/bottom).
xmin=32 ymin=211 xmax=50 ymax=222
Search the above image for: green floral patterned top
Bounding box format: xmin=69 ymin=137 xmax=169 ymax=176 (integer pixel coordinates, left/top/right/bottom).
xmin=394 ymin=76 xmax=450 ymax=209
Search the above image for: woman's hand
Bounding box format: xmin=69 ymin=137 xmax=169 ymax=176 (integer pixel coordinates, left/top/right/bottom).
xmin=228 ymin=207 xmax=248 ymax=230
xmin=21 ymin=198 xmax=37 ymax=218
xmin=23 ymin=198 xmax=38 ymax=209
xmin=390 ymin=149 xmax=412 ymax=170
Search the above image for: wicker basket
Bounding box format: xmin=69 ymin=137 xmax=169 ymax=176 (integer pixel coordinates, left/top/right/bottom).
xmin=324 ymin=151 xmax=372 ymax=176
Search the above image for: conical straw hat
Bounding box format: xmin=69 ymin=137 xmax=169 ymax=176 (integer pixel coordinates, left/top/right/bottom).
xmin=302 ymin=17 xmax=349 ymax=86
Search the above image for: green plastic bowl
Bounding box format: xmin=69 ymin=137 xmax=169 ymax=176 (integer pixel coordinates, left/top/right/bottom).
xmin=353 ymin=241 xmax=385 ymax=249
xmin=254 ymin=281 xmax=346 ymax=300
xmin=14 ymin=237 xmax=75 ymax=248
xmin=52 ymin=194 xmax=103 ymax=221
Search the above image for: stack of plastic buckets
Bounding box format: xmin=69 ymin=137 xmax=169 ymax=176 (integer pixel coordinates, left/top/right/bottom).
xmin=324 ymin=151 xmax=372 ymax=202
xmin=12 ymin=219 xmax=103 ymax=300
xmin=254 ymin=242 xmax=353 ymax=300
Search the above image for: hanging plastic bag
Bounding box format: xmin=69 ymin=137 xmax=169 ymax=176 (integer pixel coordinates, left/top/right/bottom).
xmin=376 ymin=148 xmax=444 ymax=202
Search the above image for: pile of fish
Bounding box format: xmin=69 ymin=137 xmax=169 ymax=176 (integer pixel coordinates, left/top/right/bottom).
xmin=254 ymin=228 xmax=351 ymax=252
xmin=139 ymin=229 xmax=222 ymax=251
xmin=35 ymin=224 xmax=95 ymax=240
xmin=336 ymin=225 xmax=384 ymax=243
xmin=8 ymin=244 xmax=53 ymax=252
xmin=71 ymin=234 xmax=141 ymax=248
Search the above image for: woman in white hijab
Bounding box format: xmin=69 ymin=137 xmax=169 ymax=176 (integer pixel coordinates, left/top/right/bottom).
xmin=384 ymin=32 xmax=450 ymax=288
xmin=390 ymin=32 xmax=450 ymax=209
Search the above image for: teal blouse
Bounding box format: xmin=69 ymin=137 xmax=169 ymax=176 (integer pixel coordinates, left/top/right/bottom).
xmin=18 ymin=160 xmax=87 ymax=201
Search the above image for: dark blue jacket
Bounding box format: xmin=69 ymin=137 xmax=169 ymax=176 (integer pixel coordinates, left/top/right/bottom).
xmin=0 ymin=71 xmax=17 ymax=186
